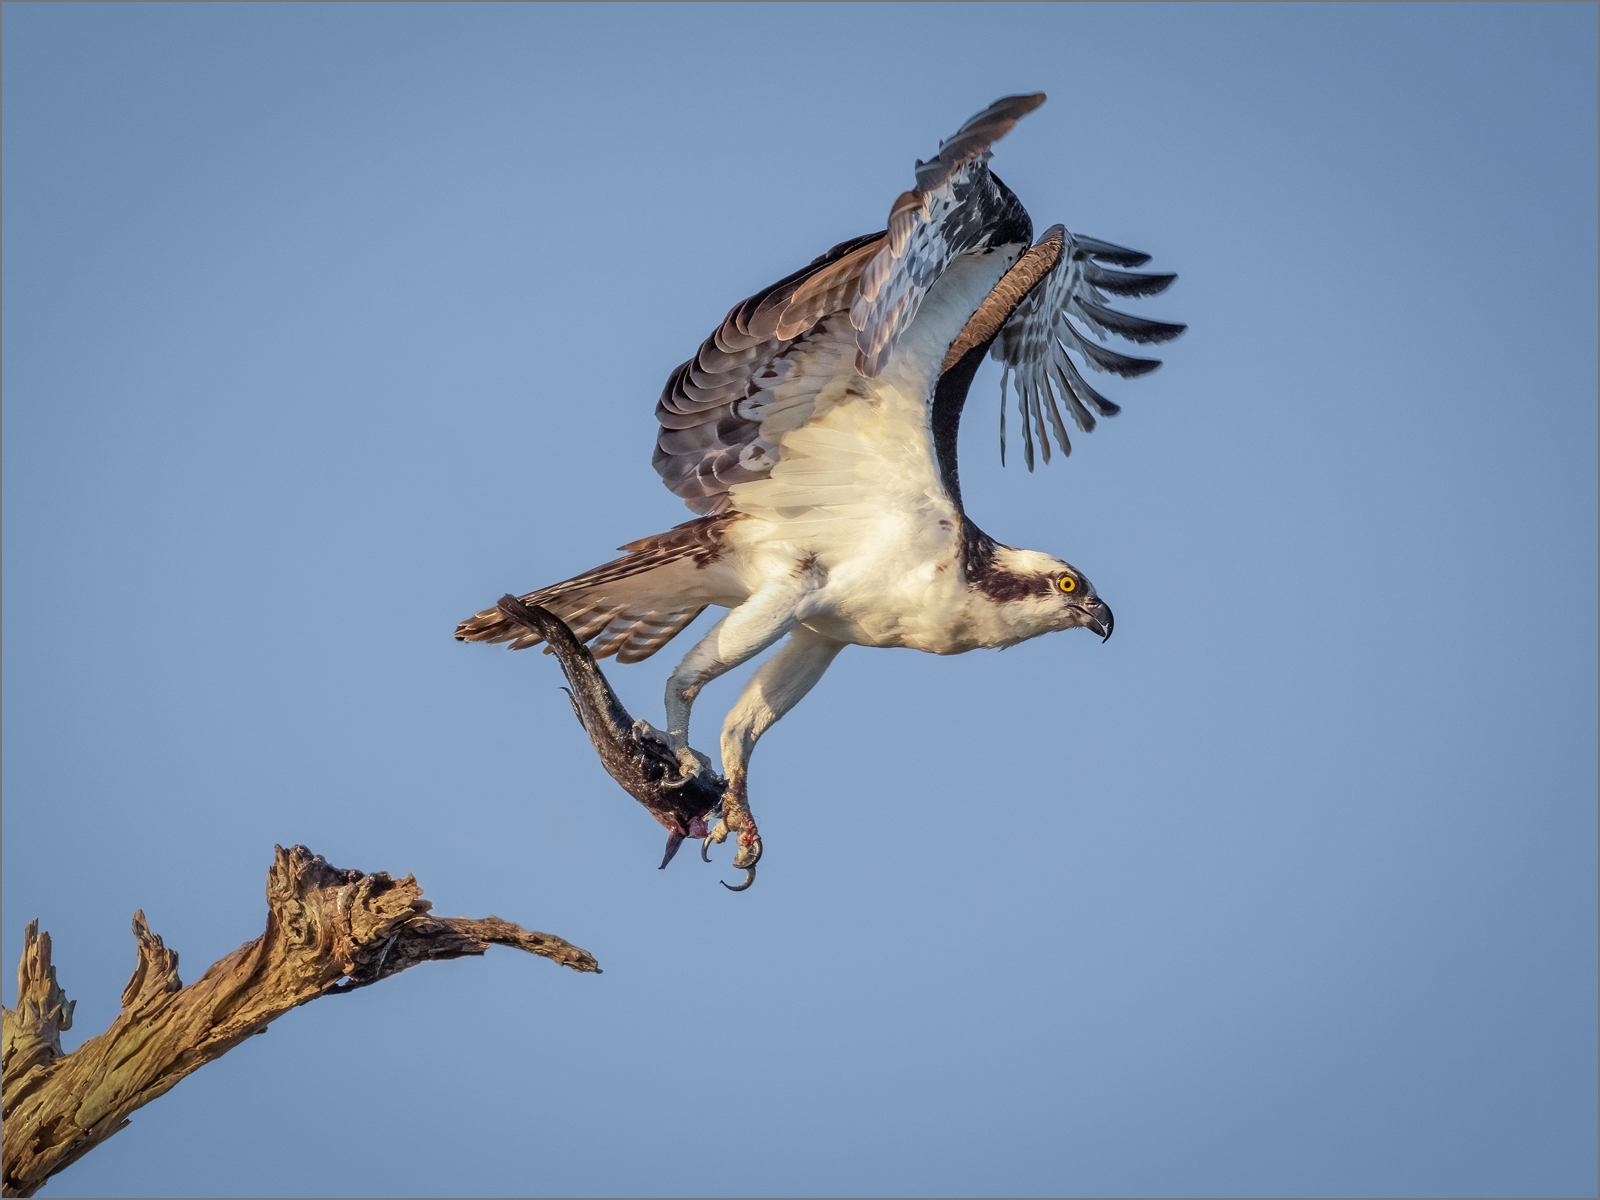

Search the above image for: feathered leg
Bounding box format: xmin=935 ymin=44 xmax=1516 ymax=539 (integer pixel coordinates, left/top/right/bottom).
xmin=656 ymin=559 xmax=828 ymax=884
xmin=661 ymin=563 xmax=824 ymax=752
xmin=719 ymin=626 xmax=847 ymax=781
xmin=703 ymin=627 xmax=847 ymax=889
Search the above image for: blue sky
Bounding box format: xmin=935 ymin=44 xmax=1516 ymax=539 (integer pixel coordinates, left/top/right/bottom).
xmin=3 ymin=4 xmax=1596 ymax=1197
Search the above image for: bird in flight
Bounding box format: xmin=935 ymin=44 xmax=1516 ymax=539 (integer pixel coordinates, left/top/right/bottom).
xmin=459 ymin=94 xmax=1183 ymax=889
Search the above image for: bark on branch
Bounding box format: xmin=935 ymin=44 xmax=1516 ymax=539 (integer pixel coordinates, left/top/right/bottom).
xmin=0 ymin=845 xmax=599 ymax=1198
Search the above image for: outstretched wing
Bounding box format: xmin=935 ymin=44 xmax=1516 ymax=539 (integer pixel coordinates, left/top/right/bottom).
xmin=654 ymin=94 xmax=1047 ymax=515
xmin=990 ymin=228 xmax=1185 ymax=468
xmin=849 ymin=93 xmax=1044 ymax=377
xmin=653 ymin=232 xmax=884 ymax=515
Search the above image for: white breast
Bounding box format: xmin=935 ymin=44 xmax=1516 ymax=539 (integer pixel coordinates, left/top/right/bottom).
xmin=726 ymin=248 xmax=1021 ymax=652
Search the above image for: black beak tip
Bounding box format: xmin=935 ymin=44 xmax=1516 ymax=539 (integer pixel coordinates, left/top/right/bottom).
xmin=1091 ymin=601 xmax=1113 ymax=642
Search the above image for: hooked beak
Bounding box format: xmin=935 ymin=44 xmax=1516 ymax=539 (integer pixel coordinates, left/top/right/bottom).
xmin=1079 ymin=597 xmax=1114 ymax=642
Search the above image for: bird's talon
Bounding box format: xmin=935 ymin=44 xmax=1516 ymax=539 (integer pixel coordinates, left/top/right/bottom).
xmin=658 ymin=742 xmax=711 ymax=789
xmin=700 ymin=817 xmax=729 ymax=863
xmin=721 ymin=865 xmax=757 ymax=892
xmin=732 ymin=834 xmax=762 ymax=870
xmin=631 ymin=718 xmax=670 ymax=747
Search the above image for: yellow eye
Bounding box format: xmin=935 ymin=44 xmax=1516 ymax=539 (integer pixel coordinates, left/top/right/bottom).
xmin=1058 ymin=576 xmax=1076 ymax=594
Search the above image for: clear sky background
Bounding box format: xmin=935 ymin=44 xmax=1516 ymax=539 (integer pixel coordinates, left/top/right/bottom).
xmin=3 ymin=4 xmax=1595 ymax=1197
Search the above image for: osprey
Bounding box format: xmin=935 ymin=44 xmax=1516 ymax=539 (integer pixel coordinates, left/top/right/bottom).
xmin=459 ymin=94 xmax=1183 ymax=888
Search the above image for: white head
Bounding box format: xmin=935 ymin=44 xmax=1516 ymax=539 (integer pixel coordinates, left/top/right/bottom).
xmin=968 ymin=543 xmax=1114 ymax=646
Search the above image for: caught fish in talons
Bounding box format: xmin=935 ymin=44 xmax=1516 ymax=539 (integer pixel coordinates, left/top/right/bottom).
xmin=494 ymin=596 xmax=759 ymax=891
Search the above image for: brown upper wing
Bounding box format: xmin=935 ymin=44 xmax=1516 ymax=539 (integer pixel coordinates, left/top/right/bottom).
xmin=652 ymin=232 xmax=884 ymax=514
xmin=652 ymin=94 xmax=1048 ymax=514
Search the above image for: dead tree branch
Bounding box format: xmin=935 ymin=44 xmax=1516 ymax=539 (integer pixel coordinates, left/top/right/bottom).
xmin=1 ymin=844 xmax=599 ymax=1198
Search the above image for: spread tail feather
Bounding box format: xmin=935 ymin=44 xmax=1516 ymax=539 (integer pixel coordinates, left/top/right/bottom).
xmin=455 ymin=514 xmax=735 ymax=664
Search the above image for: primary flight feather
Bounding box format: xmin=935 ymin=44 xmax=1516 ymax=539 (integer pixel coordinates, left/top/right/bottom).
xmin=458 ymin=93 xmax=1184 ymax=887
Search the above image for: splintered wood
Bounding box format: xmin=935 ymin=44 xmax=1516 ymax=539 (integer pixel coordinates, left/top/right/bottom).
xmin=0 ymin=845 xmax=598 ymax=1197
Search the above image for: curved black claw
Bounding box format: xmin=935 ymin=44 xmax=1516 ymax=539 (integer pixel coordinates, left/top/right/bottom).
xmin=721 ymin=865 xmax=757 ymax=892
xmin=660 ymin=831 xmax=685 ymax=869
xmin=700 ymin=837 xmax=714 ymax=863
xmin=732 ymin=835 xmax=763 ymax=871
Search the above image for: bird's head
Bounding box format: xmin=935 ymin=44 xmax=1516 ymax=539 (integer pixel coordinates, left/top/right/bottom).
xmin=979 ymin=546 xmax=1114 ymax=643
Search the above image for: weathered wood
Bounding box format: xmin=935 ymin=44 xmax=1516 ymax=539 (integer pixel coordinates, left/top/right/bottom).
xmin=0 ymin=845 xmax=598 ymax=1198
